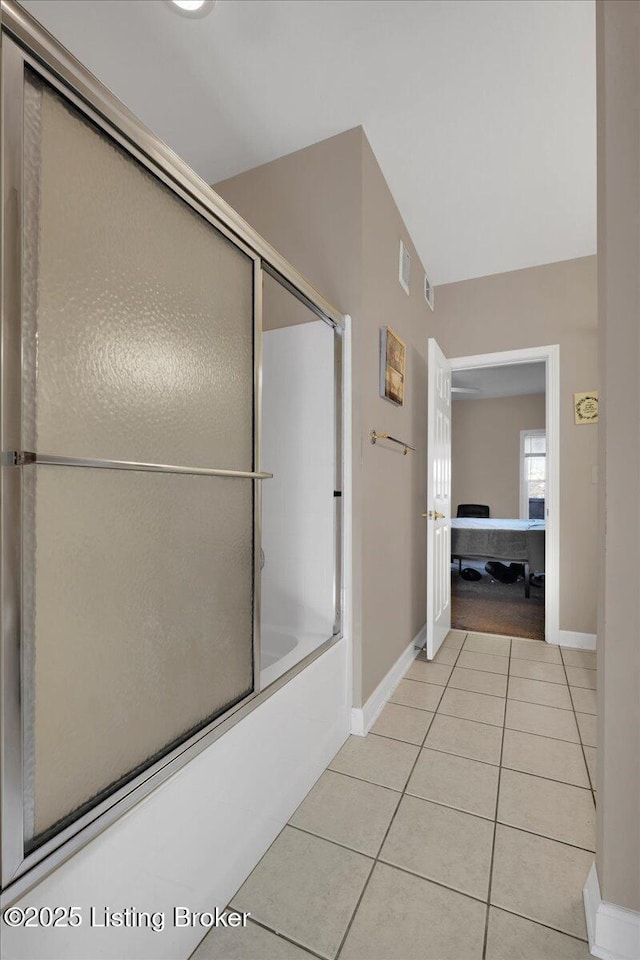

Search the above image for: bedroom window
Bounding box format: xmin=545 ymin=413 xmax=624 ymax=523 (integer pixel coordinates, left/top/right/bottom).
xmin=520 ymin=429 xmax=546 ymax=519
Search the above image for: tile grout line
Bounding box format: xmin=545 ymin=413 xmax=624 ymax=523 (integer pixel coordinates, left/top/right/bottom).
xmin=385 ymin=709 xmax=505 ymax=729
xmin=213 ymin=646 xmax=420 ymax=958
xmin=365 ymin=857 xmax=488 ymax=906
xmin=508 ymin=668 xmax=579 ymax=685
xmin=325 ymin=757 xmax=596 ymax=831
xmin=220 ymin=635 xmax=594 ymax=960
xmin=343 ymin=660 xmax=592 ymax=782
xmin=488 ymin=820 xmax=596 ymax=855
xmin=291 ymin=785 xmax=598 ymax=858
xmin=324 ymin=762 xmax=406 ymax=790
xmin=343 ymin=634 xmax=593 ymax=957
xmin=505 ymin=696 xmax=574 ymax=712
xmin=332 ymin=660 xmax=592 ymax=800
xmin=404 ymin=672 xmax=507 ymax=699
xmin=373 ymin=698 xmax=438 ymax=716
xmin=487 ymin=904 xmax=590 ymax=946
xmin=333 ymin=631 xmax=471 ymax=960
xmin=369 ymin=722 xmax=589 ymax=756
xmin=333 ymin=737 xmax=503 ymax=772
xmin=481 ymin=634 xmax=512 ymax=960
xmin=449 ymin=681 xmax=508 ymax=697
xmin=287 ymin=822 xmax=382 ymax=859
xmin=485 ymin=762 xmax=592 ymax=792
xmin=408 ymin=661 xmax=595 ymax=717
xmin=504 ymin=651 xmax=560 ymax=665
xmin=239 ymin=916 xmax=328 ymax=960
xmin=559 ymin=646 xmax=597 ymax=805
xmin=496 ymin=727 xmax=582 ymax=746
xmin=452 ymin=664 xmax=510 ymax=677
xmin=397 ymin=676 xmax=454 ymax=690
xmin=218 ymin=821 xmax=591 ymax=960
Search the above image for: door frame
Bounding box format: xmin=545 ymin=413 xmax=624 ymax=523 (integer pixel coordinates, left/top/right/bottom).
xmin=425 ymin=338 xmax=453 ymax=658
xmin=448 ymin=344 xmax=560 ymax=646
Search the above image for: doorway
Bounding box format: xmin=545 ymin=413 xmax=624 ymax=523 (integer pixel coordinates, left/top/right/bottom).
xmin=450 ymin=345 xmax=560 ymax=644
xmin=425 ymin=343 xmax=560 ymax=656
xmin=451 ymin=361 xmax=546 ymax=639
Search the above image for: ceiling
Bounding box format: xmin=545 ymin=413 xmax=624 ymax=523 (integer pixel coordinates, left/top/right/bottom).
xmin=452 ymin=362 xmax=546 ymax=400
xmin=20 ymin=0 xmax=596 ymax=285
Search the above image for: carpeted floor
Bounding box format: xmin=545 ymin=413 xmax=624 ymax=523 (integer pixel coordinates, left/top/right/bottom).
xmin=451 ymin=560 xmax=545 ymax=640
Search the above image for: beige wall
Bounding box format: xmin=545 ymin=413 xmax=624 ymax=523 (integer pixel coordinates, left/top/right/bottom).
xmin=215 ymin=127 xmax=367 ymax=701
xmin=217 ymin=130 xmax=599 ymax=705
xmin=358 ymin=138 xmax=430 ymax=703
xmin=217 ymin=128 xmax=432 ymax=706
xmin=596 ymin=0 xmax=640 ymax=913
xmin=432 ymin=258 xmax=598 ymax=635
xmin=215 ymin=128 xmax=364 ymax=321
xmin=452 ymin=394 xmax=546 ymax=519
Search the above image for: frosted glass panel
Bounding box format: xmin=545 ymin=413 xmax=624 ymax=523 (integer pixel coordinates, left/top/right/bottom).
xmin=22 ymin=72 xmax=254 ymax=469
xmin=24 ymin=467 xmax=254 ymax=844
xmin=20 ymin=71 xmax=257 ymax=848
xmin=260 ymin=275 xmax=336 ymax=687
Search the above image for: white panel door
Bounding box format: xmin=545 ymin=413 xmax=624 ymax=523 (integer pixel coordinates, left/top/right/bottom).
xmin=426 ymin=338 xmax=452 ymax=658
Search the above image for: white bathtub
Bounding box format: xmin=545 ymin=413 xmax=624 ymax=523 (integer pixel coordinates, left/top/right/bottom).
xmin=260 ymin=625 xmax=332 ymax=688
xmin=261 ymin=628 xmax=298 ymax=669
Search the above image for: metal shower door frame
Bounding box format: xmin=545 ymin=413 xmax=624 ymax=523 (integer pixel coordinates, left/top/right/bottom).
xmin=0 ymin=0 xmax=345 ymax=905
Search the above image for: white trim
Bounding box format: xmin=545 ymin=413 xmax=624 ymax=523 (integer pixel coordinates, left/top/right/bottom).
xmin=556 ymin=630 xmax=597 ymax=650
xmin=584 ymin=862 xmax=640 ymax=960
xmin=449 ymin=344 xmax=560 ymax=646
xmin=350 ymin=625 xmax=424 ymax=736
xmin=519 ymin=428 xmax=546 ymax=520
xmin=342 ymin=316 xmax=354 ymax=722
xmin=425 ymin=339 xmax=452 ymax=658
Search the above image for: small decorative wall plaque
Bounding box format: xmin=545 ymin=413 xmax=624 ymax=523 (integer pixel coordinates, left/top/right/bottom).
xmin=380 ymin=326 xmax=406 ymax=406
xmin=574 ymin=391 xmax=598 ymax=424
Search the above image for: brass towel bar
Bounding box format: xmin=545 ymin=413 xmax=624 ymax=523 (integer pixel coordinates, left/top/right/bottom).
xmin=369 ymin=430 xmax=416 ymax=455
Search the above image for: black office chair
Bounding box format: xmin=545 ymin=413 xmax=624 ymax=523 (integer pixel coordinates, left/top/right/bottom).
xmin=454 ymin=504 xmax=490 ymax=574
xmin=456 ymin=504 xmax=490 ymax=518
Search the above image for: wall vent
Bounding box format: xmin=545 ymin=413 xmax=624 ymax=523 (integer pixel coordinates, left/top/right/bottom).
xmin=424 ymin=271 xmax=434 ymax=311
xmin=398 ymin=240 xmax=410 ymax=295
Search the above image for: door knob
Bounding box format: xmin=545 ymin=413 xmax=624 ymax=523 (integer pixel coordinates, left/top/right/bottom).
xmin=422 ymin=511 xmax=446 ymax=520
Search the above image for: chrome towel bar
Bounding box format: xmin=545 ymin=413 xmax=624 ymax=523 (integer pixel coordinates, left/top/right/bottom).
xmin=370 ymin=430 xmax=416 ymax=455
xmin=3 ymin=451 xmax=273 ymax=480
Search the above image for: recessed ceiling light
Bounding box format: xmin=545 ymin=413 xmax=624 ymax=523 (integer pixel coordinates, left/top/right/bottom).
xmin=169 ymin=0 xmax=216 ymax=18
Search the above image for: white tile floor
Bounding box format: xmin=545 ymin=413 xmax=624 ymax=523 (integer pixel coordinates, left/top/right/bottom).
xmin=192 ymin=631 xmax=597 ymax=960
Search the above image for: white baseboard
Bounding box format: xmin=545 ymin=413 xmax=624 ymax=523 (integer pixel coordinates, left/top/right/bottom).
xmin=584 ymin=862 xmax=640 ymax=960
xmin=351 ymin=625 xmax=424 ymax=736
xmin=554 ymin=630 xmax=597 ymax=650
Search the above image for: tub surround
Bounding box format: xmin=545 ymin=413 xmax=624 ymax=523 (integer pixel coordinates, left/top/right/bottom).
xmin=1 ymin=640 xmax=350 ymax=960
xmin=260 ymin=320 xmax=337 ymax=687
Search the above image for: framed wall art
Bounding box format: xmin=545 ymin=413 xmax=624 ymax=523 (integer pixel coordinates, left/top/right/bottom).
xmin=380 ymin=325 xmax=406 ymax=406
xmin=574 ymin=391 xmax=599 ymax=424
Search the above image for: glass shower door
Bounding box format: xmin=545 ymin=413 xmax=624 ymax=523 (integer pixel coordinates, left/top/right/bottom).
xmin=18 ymin=70 xmax=259 ymax=849
xmin=260 ymin=271 xmax=339 ymax=686
xmin=1 ymin=24 xmax=343 ymax=895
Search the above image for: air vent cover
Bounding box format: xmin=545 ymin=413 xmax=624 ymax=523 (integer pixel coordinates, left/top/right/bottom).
xmin=424 ymin=271 xmax=434 ymax=311
xmin=399 ymin=240 xmax=410 ymax=295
